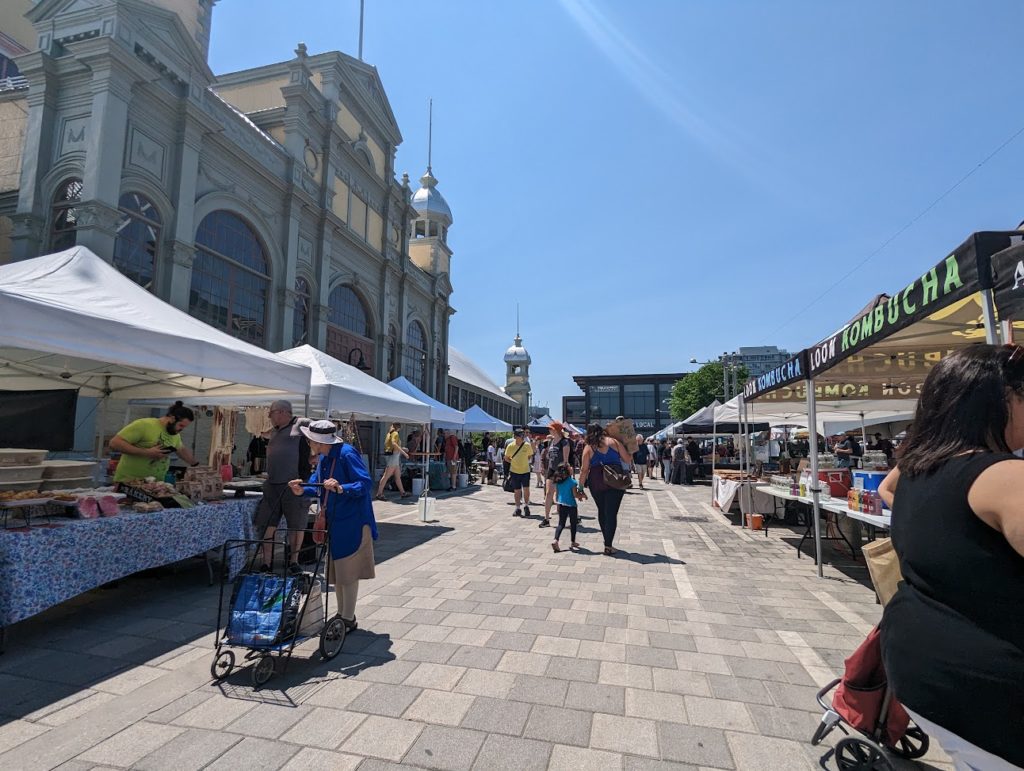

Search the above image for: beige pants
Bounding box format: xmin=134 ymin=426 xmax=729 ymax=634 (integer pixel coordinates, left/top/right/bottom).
xmin=335 ymin=580 xmax=359 ymax=621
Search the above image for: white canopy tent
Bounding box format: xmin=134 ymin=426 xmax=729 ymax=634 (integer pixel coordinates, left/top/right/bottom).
xmin=0 ymin=247 xmax=311 ymax=400
xmin=714 ymin=396 xmax=916 ymax=437
xmin=276 ymin=346 xmax=430 ymax=423
xmin=461 ymin=405 xmax=513 ymax=433
xmin=387 ymin=376 xmax=465 ymax=429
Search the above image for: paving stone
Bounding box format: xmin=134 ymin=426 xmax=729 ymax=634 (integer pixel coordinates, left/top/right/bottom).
xmin=746 ymin=704 xmax=822 ymax=742
xmin=78 ymin=722 xmax=184 ymax=767
xmin=404 ymin=641 xmax=460 ymax=664
xmin=507 ymin=674 xmax=569 ymax=706
xmin=134 ymin=728 xmax=241 ymax=771
xmin=0 ymin=720 xmax=48 ymax=755
xmin=404 ymin=662 xmax=467 ymax=691
xmin=625 ymin=688 xmax=688 ymax=723
xmin=545 ymin=655 xmax=601 ymax=683
xmin=205 ymin=736 xmax=301 ymax=771
xmin=578 ymin=641 xmax=627 ymax=662
xmin=599 ymin=661 xmax=655 ymax=689
xmin=222 ymin=703 xmax=312 ymax=739
xmin=444 ymin=628 xmax=494 ymax=647
xmin=764 ymin=681 xmax=822 ymax=712
xmin=446 ymin=645 xmax=504 ymax=670
xmin=347 ymin=683 xmax=422 ymax=717
xmin=338 ymin=714 xmax=425 ymax=761
xmin=279 ymin=706 xmax=365 ymax=749
xmin=305 ymin=677 xmax=371 ymax=709
xmin=471 ymin=734 xmax=551 ymax=771
xmin=657 ymin=723 xmax=734 ymax=768
xmin=173 ymin=692 xmax=256 ymax=729
xmin=590 ymin=713 xmax=659 ymax=757
xmin=564 ymin=681 xmax=625 ymax=715
xmin=403 ymin=689 xmax=475 ymax=726
xmin=278 ymin=747 xmax=362 ymax=771
xmin=560 ymin=623 xmax=606 ymax=641
xmin=673 ymin=651 xmax=732 ymax=675
xmin=496 ymin=650 xmax=551 ymax=676
xmin=460 ymin=696 xmax=531 ymax=736
xmin=523 ymin=704 xmax=592 ymax=746
xmin=403 ymin=724 xmax=487 ymax=771
xmin=725 ymin=731 xmax=815 ymax=770
xmin=354 ymin=659 xmax=420 ymax=684
xmin=454 ymin=669 xmax=516 ymax=699
xmin=547 ymin=744 xmax=624 ymax=771
xmin=652 ymin=668 xmax=712 ymax=697
xmin=625 ymin=644 xmax=680 ymax=669
xmin=622 ymin=757 xmax=698 ymax=771
xmin=684 ymin=695 xmax=756 ymax=732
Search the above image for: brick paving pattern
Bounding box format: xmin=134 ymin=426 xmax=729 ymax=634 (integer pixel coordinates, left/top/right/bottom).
xmin=0 ymin=481 xmax=953 ymax=769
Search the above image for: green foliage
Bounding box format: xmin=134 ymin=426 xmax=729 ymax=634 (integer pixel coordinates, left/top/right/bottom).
xmin=669 ymin=363 xmax=749 ymax=420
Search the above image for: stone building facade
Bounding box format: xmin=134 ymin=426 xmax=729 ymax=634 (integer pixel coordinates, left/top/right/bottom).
xmin=0 ymin=0 xmax=454 ymax=403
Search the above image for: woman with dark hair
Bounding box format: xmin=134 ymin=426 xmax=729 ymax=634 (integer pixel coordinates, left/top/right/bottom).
xmin=577 ymin=423 xmax=631 ymax=555
xmin=878 ymin=345 xmax=1024 ymax=770
xmin=110 ymin=400 xmax=199 ymax=483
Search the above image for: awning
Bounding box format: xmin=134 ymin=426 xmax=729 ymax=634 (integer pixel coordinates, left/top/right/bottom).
xmin=461 ymin=405 xmax=513 ymax=433
xmin=0 ymin=247 xmax=311 ymax=399
xmin=387 ymin=376 xmax=465 ymax=428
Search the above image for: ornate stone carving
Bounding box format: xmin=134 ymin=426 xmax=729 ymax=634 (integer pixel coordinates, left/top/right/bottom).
xmin=169 ymin=241 xmax=195 ymax=269
xmin=58 ymin=115 xmax=89 ymax=157
xmin=298 ymin=236 xmax=313 ymax=264
xmin=198 ymin=163 xmax=236 ymax=194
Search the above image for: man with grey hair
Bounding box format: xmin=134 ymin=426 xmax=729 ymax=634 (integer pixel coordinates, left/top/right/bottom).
xmin=255 ymin=400 xmax=312 ymax=573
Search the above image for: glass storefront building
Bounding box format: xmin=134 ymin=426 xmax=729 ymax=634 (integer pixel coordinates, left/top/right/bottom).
xmin=563 ymin=373 xmax=688 ymax=434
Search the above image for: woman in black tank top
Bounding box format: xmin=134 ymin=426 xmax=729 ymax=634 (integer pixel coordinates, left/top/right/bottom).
xmin=879 ymin=345 xmax=1024 ymax=767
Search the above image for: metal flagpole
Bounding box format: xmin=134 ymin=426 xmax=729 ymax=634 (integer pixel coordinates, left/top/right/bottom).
xmin=357 ymin=0 xmax=365 ymax=60
xmin=805 ymin=378 xmax=824 ymax=578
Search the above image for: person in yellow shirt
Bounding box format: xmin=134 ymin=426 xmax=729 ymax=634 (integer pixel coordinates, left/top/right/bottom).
xmin=375 ymin=422 xmax=409 ymax=500
xmin=504 ymin=429 xmax=534 ymax=517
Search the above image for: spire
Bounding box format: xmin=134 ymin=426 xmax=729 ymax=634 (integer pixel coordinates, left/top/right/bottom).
xmin=516 ymin=302 xmax=520 ymax=338
xmin=427 ymin=98 xmax=433 ymax=175
xmin=358 ymin=0 xmax=365 ymax=60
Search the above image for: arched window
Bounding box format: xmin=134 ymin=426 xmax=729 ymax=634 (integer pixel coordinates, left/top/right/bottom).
xmin=326 ymin=285 xmax=376 ymax=369
xmin=189 ymin=211 xmax=269 ymax=346
xmin=113 ymin=192 xmax=161 ymax=290
xmin=50 ymin=178 xmax=82 ymax=251
xmin=292 ymin=276 xmax=311 ymax=346
xmin=403 ymin=321 xmax=427 ymax=390
xmin=328 ymin=286 xmax=370 ymax=337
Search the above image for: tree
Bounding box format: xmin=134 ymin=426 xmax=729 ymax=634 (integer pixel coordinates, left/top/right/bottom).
xmin=669 ymin=362 xmax=749 ymax=420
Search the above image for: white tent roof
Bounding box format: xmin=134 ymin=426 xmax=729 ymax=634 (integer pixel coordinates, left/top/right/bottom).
xmin=0 ymin=247 xmax=311 ymax=399
xmin=461 ymin=405 xmax=513 ymax=433
xmin=277 ymin=346 xmax=430 ymax=423
xmin=387 ymin=376 xmax=465 ymax=428
xmin=447 ymin=346 xmax=519 ymax=407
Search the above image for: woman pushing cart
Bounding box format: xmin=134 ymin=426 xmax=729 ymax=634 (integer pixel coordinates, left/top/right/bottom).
xmin=289 ymin=419 xmax=378 ymax=635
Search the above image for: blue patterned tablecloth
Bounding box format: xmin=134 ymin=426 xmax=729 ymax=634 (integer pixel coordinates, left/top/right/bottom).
xmin=0 ymin=499 xmax=258 ymax=627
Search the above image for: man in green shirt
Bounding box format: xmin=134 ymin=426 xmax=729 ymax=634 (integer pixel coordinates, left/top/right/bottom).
xmin=110 ymin=401 xmax=198 ymax=483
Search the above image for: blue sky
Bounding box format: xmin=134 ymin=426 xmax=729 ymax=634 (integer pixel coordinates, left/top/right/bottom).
xmin=210 ymin=1 xmax=1024 ymax=414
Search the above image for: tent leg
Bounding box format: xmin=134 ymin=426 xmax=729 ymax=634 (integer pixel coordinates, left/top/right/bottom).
xmin=982 ymin=287 xmax=1001 ymax=345
xmin=806 ymin=377 xmax=824 ymax=578
xmin=95 ymin=394 xmax=109 ymax=459
xmin=711 ymin=424 xmax=717 ymax=506
xmin=859 ymin=412 xmax=867 ymax=452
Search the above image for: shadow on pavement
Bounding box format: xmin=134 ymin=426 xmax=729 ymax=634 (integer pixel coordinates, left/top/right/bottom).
xmin=374 ymin=522 xmax=453 ymax=564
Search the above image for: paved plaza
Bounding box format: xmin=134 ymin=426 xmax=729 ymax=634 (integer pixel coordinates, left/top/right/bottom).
xmin=0 ymin=482 xmax=952 ymax=770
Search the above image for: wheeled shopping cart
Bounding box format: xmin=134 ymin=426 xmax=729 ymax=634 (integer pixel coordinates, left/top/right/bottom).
xmin=810 ymin=627 xmax=929 ymax=770
xmin=210 ymin=529 xmax=346 ymax=688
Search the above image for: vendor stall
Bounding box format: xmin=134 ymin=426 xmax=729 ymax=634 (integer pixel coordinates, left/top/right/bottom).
xmin=461 ymin=405 xmax=513 ymax=433
xmin=742 ymin=230 xmax=1024 ymax=576
xmin=0 ymin=498 xmax=257 ymax=635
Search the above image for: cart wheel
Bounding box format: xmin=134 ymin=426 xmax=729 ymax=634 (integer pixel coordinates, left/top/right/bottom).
xmin=251 ymin=655 xmax=274 ymax=687
xmin=319 ymin=616 xmax=346 ymax=660
xmin=834 ymin=737 xmax=894 ymax=771
xmin=886 ymin=723 xmax=929 ymax=759
xmin=210 ymin=650 xmax=235 ymax=681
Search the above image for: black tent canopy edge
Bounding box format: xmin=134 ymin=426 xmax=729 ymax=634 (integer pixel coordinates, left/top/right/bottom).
xmin=744 ymin=231 xmax=1023 ymax=402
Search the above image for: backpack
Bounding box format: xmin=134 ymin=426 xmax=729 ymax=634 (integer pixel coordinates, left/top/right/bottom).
xmin=672 ymin=445 xmax=687 ymax=462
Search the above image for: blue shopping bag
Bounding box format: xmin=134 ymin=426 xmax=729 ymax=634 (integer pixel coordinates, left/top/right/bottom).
xmin=226 ymin=574 xmax=301 ymax=646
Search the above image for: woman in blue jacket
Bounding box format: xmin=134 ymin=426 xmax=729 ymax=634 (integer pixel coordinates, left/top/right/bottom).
xmin=289 ymin=420 xmax=377 ymax=632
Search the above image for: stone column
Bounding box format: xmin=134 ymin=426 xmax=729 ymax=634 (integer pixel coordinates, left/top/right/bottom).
xmin=10 ymin=51 xmax=58 ymax=262
xmin=165 ymin=107 xmax=207 ymax=310
xmin=73 ymin=40 xmax=137 ymax=259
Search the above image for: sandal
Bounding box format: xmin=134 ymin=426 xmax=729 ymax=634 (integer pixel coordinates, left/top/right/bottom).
xmin=400 ymin=493 xmax=412 ymax=498
xmin=603 ymin=546 xmax=617 ymax=556
xmin=374 ymin=495 xmax=388 ymax=501
xmin=571 ymin=542 xmax=580 ymax=550
xmin=551 ymin=542 xmax=560 ymax=553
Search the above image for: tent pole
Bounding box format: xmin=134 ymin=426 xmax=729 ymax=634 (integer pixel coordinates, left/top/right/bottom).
xmin=95 ymin=393 xmax=109 ymax=460
xmin=981 ymin=287 xmax=1001 ymax=345
xmin=859 ymin=412 xmax=867 ymax=449
xmin=805 ymin=377 xmax=824 ymax=578
xmin=711 ymin=419 xmax=717 ymax=506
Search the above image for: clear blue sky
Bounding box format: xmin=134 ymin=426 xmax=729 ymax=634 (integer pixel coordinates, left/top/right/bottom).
xmin=210 ymin=1 xmax=1024 ymax=414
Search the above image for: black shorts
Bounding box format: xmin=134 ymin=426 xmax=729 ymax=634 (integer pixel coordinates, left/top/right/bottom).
xmin=508 ymin=472 xmax=532 ymax=490
xmin=254 ymin=483 xmax=311 ymax=532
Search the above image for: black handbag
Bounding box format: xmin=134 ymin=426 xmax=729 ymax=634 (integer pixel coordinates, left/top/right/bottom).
xmin=601 ymin=463 xmax=631 ymax=490
xmin=502 ymin=443 xmax=525 ymax=492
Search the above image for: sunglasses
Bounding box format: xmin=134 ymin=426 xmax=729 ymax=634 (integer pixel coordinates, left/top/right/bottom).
xmin=1006 ymin=344 xmax=1024 ymax=365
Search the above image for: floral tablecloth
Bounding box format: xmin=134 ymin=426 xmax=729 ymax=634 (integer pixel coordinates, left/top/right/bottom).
xmin=0 ymin=498 xmax=258 ymax=627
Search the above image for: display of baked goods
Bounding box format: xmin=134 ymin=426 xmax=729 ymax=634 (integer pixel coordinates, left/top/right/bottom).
xmin=132 ymin=501 xmax=164 ymax=513
xmin=0 ymin=489 xmax=44 ymax=501
xmin=123 ymin=480 xmax=177 ymax=497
